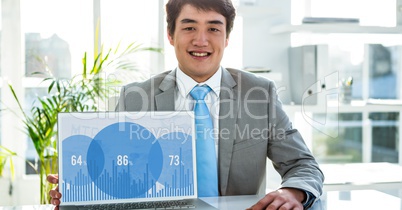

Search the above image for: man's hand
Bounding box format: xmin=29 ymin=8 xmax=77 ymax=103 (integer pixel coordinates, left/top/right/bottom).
xmin=47 ymin=174 xmax=61 ymax=210
xmin=247 ymin=188 xmax=305 ymax=210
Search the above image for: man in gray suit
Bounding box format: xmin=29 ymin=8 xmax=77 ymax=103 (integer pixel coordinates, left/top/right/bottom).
xmin=116 ymin=0 xmax=323 ymax=209
xmin=49 ymin=0 xmax=323 ymax=209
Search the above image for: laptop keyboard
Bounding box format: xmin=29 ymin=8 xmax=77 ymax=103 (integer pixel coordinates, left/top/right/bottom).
xmin=79 ymin=200 xmax=196 ymax=209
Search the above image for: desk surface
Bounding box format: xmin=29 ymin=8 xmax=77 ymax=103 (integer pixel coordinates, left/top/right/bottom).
xmin=1 ymin=190 xmax=401 ymax=210
xmin=201 ymin=195 xmax=325 ymax=210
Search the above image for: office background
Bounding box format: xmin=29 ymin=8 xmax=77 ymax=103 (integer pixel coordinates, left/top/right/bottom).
xmin=0 ymin=0 xmax=401 ymax=206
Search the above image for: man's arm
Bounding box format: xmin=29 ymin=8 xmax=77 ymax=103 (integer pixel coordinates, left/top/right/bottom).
xmin=251 ymin=81 xmax=324 ymax=209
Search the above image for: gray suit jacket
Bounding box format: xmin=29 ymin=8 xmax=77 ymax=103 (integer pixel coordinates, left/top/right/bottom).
xmin=117 ymin=68 xmax=324 ymax=199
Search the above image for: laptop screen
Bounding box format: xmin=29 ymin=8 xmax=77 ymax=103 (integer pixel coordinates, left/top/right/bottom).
xmin=58 ymin=112 xmax=197 ymax=205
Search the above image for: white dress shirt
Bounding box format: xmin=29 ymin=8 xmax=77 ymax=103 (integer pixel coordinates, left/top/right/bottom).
xmin=174 ymin=67 xmax=222 ymax=156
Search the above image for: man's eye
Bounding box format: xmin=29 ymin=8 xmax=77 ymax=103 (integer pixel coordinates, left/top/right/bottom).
xmin=209 ymin=28 xmax=220 ymax=32
xmin=184 ymin=27 xmax=195 ymax=31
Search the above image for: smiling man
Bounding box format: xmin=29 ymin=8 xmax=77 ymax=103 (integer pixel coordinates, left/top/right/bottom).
xmin=48 ymin=0 xmax=323 ymax=209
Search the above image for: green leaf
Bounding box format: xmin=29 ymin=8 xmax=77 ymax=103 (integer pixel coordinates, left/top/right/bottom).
xmin=48 ymin=80 xmax=55 ymax=93
xmin=0 ymin=145 xmax=17 ymax=155
xmin=8 ymin=84 xmax=28 ymax=120
xmin=9 ymin=158 xmax=15 ymax=181
xmin=56 ymin=79 xmax=61 ymax=94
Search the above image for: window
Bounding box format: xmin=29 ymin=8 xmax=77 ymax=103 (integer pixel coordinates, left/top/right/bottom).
xmin=22 ymin=0 xmax=93 ymax=77
xmin=21 ymin=0 xmax=93 ymax=174
xmin=313 ymin=113 xmax=363 ymax=163
xmin=100 ymin=0 xmax=161 ymax=83
xmin=371 ymin=112 xmax=399 ymax=163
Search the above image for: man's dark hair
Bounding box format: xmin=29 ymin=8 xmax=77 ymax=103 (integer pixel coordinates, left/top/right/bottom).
xmin=166 ymin=0 xmax=236 ymax=38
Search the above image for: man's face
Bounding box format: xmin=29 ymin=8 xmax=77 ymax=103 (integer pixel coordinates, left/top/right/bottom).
xmin=168 ymin=4 xmax=229 ymax=83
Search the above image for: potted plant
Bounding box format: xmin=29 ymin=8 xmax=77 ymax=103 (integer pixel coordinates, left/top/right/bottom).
xmin=8 ymin=42 xmax=161 ymax=204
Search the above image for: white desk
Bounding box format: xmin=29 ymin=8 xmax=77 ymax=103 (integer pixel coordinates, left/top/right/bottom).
xmin=322 ymin=190 xmax=402 ymax=210
xmin=320 ymin=162 xmax=402 ymax=191
xmin=201 ymin=195 xmax=326 ymax=209
xmin=201 ymin=192 xmax=399 ymax=210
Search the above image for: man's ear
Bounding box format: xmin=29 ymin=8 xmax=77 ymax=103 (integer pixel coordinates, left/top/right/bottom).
xmin=225 ymin=36 xmax=229 ymax=48
xmin=167 ymin=29 xmax=174 ymax=46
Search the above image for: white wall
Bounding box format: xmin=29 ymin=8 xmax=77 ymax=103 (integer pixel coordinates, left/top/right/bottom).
xmin=241 ymin=0 xmax=292 ymax=103
xmin=0 ymin=177 xmax=40 ymax=206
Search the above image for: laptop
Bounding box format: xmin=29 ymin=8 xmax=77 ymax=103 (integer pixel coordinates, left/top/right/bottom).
xmin=57 ymin=111 xmax=218 ymax=210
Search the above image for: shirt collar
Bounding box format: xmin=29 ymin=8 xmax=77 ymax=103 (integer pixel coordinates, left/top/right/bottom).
xmin=176 ymin=67 xmax=222 ymax=98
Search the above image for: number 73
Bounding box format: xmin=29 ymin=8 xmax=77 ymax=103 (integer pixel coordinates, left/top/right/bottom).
xmin=169 ymin=155 xmax=180 ymax=166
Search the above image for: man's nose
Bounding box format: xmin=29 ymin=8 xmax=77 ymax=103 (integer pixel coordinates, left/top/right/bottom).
xmin=192 ymin=31 xmax=208 ymax=47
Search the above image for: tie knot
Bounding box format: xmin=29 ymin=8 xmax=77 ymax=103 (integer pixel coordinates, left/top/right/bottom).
xmin=190 ymin=85 xmax=212 ymax=101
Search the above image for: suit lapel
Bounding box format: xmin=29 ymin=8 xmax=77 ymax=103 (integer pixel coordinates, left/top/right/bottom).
xmin=218 ymin=68 xmax=238 ymax=195
xmin=155 ymin=70 xmax=176 ymax=111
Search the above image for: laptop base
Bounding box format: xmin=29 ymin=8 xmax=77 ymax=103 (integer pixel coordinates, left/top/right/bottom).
xmin=59 ymin=198 xmax=217 ymax=210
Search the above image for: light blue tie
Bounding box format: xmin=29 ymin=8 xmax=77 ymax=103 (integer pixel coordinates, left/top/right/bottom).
xmin=190 ymin=85 xmax=218 ymax=197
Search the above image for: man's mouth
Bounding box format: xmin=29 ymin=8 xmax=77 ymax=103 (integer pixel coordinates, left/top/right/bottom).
xmin=190 ymin=52 xmax=211 ymax=57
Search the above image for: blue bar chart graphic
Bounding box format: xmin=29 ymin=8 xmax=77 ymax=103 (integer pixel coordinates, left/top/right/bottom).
xmin=60 ymin=121 xmax=194 ymax=202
